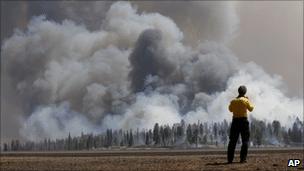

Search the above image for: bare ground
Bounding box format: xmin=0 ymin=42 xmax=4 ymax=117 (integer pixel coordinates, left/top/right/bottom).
xmin=1 ymin=148 xmax=303 ymax=171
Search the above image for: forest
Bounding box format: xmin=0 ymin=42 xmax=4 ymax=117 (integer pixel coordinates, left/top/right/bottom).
xmin=2 ymin=117 xmax=303 ymax=151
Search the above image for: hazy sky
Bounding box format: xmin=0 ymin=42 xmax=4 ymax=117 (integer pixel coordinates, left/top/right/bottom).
xmin=230 ymin=1 xmax=303 ymax=97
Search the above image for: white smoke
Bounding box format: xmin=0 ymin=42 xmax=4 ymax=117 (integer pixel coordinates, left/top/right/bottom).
xmin=20 ymin=102 xmax=99 ymax=140
xmin=2 ymin=2 xmax=302 ymax=141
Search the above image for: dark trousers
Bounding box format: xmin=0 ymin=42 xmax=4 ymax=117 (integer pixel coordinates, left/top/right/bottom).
xmin=227 ymin=117 xmax=250 ymax=162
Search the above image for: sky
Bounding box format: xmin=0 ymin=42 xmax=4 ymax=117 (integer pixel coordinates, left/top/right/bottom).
xmin=0 ymin=1 xmax=303 ymax=142
xmin=230 ymin=1 xmax=303 ymax=97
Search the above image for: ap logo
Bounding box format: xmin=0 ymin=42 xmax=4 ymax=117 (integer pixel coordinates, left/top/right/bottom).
xmin=287 ymin=159 xmax=301 ymax=167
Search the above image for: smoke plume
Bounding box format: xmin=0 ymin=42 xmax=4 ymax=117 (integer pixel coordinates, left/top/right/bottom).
xmin=1 ymin=2 xmax=302 ymax=141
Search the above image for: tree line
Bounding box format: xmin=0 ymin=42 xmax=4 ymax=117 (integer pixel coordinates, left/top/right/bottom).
xmin=2 ymin=117 xmax=303 ymax=151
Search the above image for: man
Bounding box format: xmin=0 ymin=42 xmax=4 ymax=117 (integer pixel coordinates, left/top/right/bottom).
xmin=227 ymin=85 xmax=254 ymax=164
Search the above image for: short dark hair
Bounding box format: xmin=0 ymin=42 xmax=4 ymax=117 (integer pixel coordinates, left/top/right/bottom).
xmin=238 ymin=85 xmax=247 ymax=96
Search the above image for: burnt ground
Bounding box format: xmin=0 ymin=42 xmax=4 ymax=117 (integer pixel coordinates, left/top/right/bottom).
xmin=1 ymin=148 xmax=303 ymax=171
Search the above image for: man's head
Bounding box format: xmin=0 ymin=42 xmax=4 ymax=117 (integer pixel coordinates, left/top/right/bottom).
xmin=238 ymin=85 xmax=247 ymax=96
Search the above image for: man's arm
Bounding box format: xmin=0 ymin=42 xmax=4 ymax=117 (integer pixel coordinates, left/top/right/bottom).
xmin=228 ymin=101 xmax=233 ymax=112
xmin=246 ymin=100 xmax=254 ymax=112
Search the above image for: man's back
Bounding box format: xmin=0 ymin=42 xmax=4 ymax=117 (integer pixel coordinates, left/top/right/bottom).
xmin=229 ymin=97 xmax=254 ymax=118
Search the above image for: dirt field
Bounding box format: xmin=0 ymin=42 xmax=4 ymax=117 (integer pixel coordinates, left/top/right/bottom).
xmin=1 ymin=148 xmax=303 ymax=171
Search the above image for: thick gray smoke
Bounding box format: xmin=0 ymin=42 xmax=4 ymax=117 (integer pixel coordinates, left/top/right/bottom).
xmin=129 ymin=29 xmax=176 ymax=92
xmin=1 ymin=2 xmax=302 ymax=141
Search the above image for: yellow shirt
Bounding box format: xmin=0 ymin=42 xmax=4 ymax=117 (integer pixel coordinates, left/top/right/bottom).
xmin=229 ymin=97 xmax=254 ymax=118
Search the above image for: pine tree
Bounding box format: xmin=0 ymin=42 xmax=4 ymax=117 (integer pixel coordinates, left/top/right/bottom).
xmin=145 ymin=131 xmax=150 ymax=145
xmin=153 ymin=123 xmax=160 ymax=145
xmin=272 ymin=120 xmax=281 ymax=141
xmin=68 ymin=132 xmax=71 ymax=150
xmin=128 ymin=130 xmax=134 ymax=147
xmin=3 ymin=143 xmax=8 ymax=151
xmin=186 ymin=124 xmax=192 ymax=144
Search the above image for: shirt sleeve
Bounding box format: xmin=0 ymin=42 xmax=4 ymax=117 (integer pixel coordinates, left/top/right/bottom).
xmin=246 ymin=100 xmax=254 ymax=112
xmin=228 ymin=101 xmax=233 ymax=112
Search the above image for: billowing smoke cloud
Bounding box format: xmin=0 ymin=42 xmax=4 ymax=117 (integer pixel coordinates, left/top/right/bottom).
xmin=129 ymin=29 xmax=176 ymax=92
xmin=1 ymin=2 xmax=302 ymax=141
